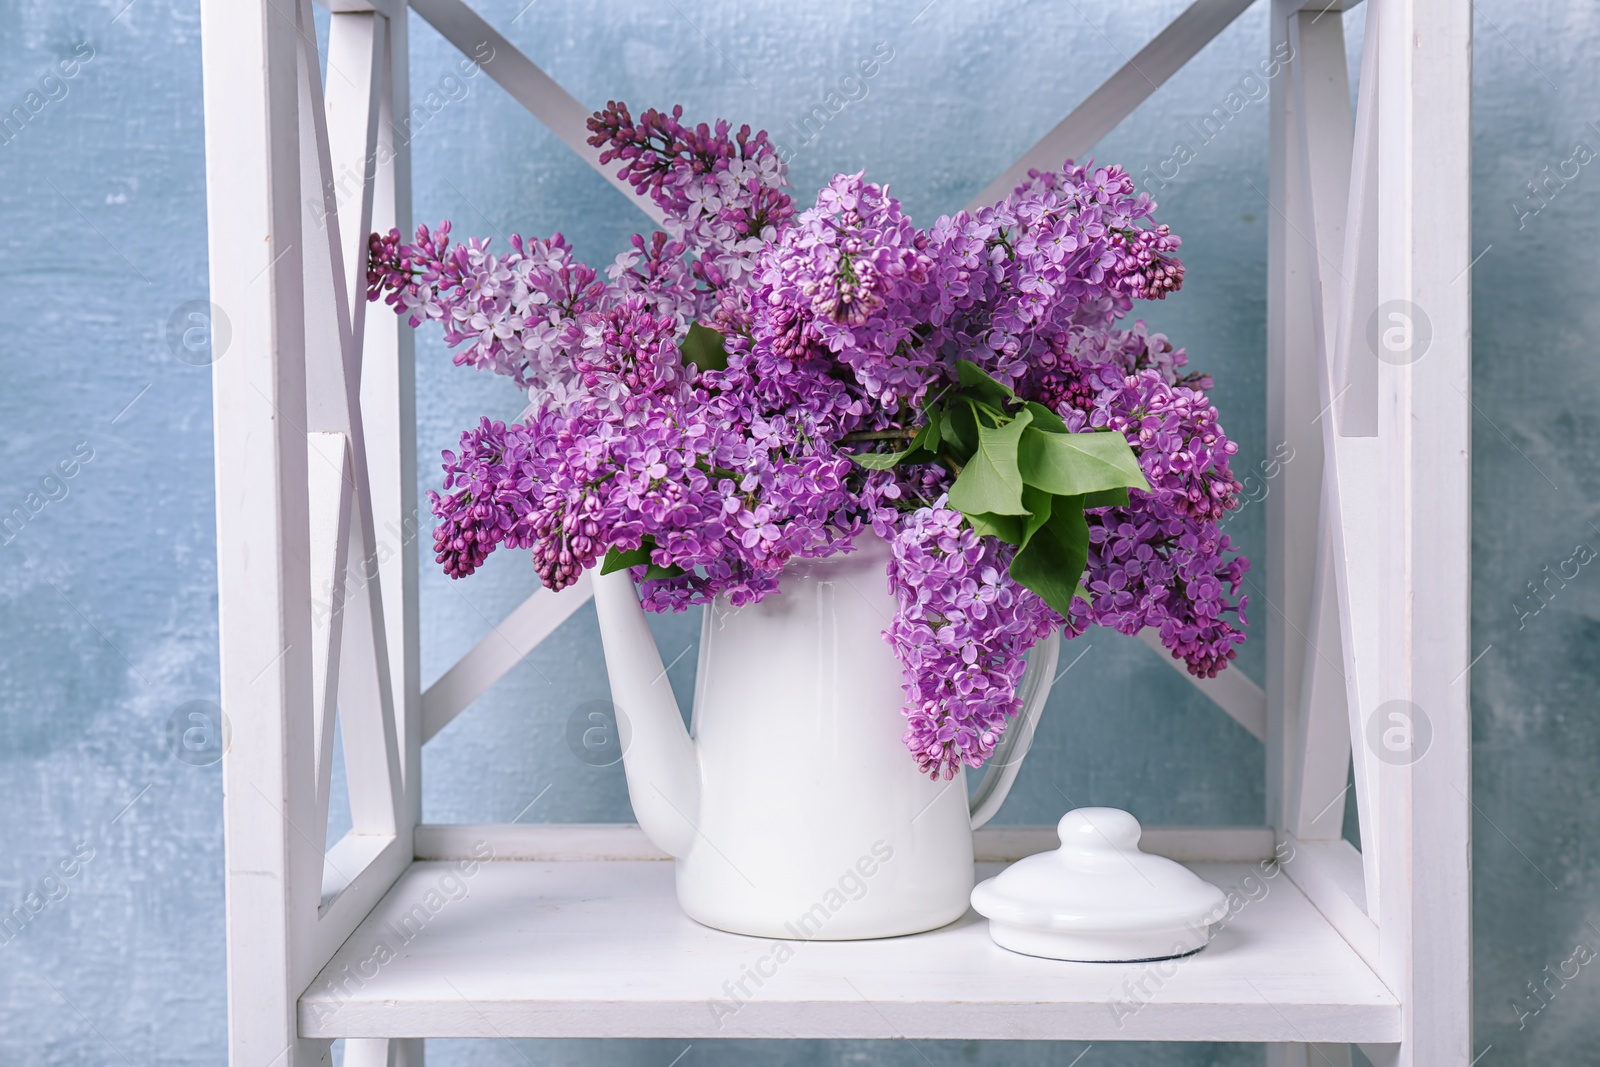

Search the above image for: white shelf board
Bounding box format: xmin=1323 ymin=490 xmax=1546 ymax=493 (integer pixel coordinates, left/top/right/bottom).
xmin=301 ymin=857 xmax=1399 ymax=1043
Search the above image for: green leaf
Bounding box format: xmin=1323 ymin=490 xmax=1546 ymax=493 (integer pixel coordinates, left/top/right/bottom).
xmin=1075 ymin=583 xmax=1092 ymax=603
xmin=679 ymin=322 xmax=728 ymax=372
xmin=644 ymin=562 xmax=686 ymax=580
xmin=1009 ymin=495 xmax=1091 ymax=619
xmin=848 ymin=420 xmax=942 ymax=470
xmin=948 ymin=409 xmax=1033 ymax=516
xmin=963 ymin=486 xmax=1056 ymax=549
xmin=956 ymin=359 xmax=1018 ymax=407
xmin=1017 ymin=425 xmax=1151 ymax=496
xmin=897 ymin=419 xmax=943 ymax=466
xmin=940 ymin=400 xmax=978 ymax=457
xmin=849 ymin=450 xmax=908 ymax=470
xmin=1081 ymin=486 xmax=1131 ymax=509
xmin=601 ymin=544 xmax=652 ymax=574
xmin=963 ymin=510 xmax=1026 ymax=545
xmin=1020 ymin=484 xmax=1054 ymax=547
xmin=1023 ymin=401 xmax=1069 ymax=435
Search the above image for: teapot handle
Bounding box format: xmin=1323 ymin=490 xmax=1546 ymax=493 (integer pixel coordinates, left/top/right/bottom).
xmin=968 ymin=630 xmax=1061 ymax=829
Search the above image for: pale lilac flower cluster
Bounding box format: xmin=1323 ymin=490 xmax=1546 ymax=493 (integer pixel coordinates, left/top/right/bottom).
xmin=367 ymin=224 xmax=618 ymax=403
xmin=588 ymin=101 xmax=792 ymax=305
xmin=366 ymin=104 xmax=790 ymax=405
xmin=372 ymin=102 xmax=1250 ymax=779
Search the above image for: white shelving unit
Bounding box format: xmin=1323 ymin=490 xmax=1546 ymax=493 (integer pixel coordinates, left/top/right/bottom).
xmin=200 ymin=0 xmax=1471 ymax=1064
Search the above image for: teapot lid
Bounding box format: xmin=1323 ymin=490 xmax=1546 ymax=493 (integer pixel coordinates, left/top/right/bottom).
xmin=970 ymin=807 xmax=1229 ymax=962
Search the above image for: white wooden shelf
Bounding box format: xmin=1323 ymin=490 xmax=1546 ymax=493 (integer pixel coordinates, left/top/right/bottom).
xmin=204 ymin=0 xmax=1471 ymax=1060
xmin=301 ymin=853 xmax=1397 ymax=1043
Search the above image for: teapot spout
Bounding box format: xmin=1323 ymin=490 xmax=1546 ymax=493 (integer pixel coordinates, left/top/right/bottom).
xmin=592 ymin=568 xmax=701 ymax=858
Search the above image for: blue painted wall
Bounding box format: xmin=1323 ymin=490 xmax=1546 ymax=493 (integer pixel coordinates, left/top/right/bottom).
xmin=0 ymin=0 xmax=1582 ymax=1063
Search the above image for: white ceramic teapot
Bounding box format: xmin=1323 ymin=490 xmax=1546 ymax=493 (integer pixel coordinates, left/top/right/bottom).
xmin=593 ymin=532 xmax=1059 ymax=939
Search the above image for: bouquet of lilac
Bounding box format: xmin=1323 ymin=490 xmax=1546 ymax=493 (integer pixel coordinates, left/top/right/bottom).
xmin=368 ymin=102 xmax=1249 ymax=780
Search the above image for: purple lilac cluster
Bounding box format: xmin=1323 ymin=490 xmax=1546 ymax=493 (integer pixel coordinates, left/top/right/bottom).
xmin=885 ymin=501 xmax=1059 ymax=778
xmin=1021 ymin=165 xmax=1185 ymax=301
xmin=916 ymin=162 xmax=1185 ymax=389
xmin=423 ymin=303 xmax=865 ymax=607
xmin=753 ymin=174 xmax=938 ymax=407
xmin=746 ymin=163 xmax=1182 ymax=410
xmin=1050 ymin=361 xmax=1248 ymax=679
xmin=1011 ymin=322 xmax=1248 ymax=679
xmin=371 ymin=102 xmax=1249 ymax=780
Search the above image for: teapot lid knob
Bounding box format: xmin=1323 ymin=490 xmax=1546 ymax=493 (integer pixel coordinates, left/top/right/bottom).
xmin=1057 ymin=806 xmax=1141 ymax=851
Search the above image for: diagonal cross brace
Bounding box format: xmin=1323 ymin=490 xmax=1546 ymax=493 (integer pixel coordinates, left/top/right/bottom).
xmin=409 ymin=0 xmax=668 ymax=226
xmin=968 ymin=0 xmax=1259 ymax=210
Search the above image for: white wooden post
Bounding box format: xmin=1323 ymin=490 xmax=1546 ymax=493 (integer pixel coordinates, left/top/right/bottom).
xmin=1269 ymin=1 xmax=1473 ymax=1064
xmin=204 ymin=0 xmax=327 ymax=1060
xmin=207 ymin=1 xmax=419 ymax=1062
xmin=1370 ymin=0 xmax=1473 ymax=1061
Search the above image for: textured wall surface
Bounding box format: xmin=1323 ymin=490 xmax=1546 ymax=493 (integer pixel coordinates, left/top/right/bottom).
xmin=0 ymin=0 xmax=1580 ymax=1063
